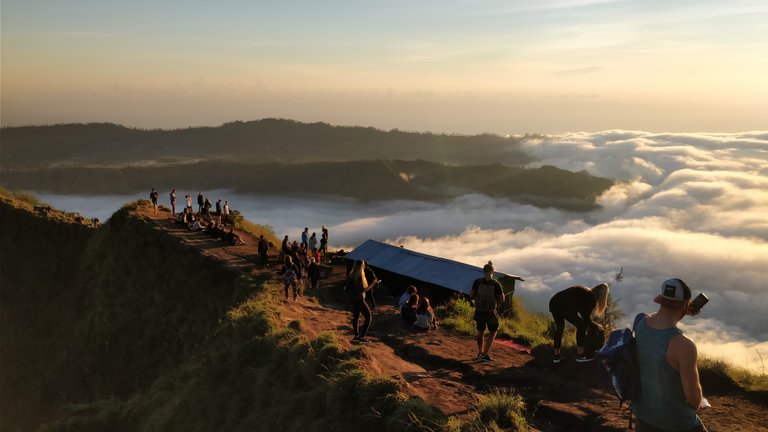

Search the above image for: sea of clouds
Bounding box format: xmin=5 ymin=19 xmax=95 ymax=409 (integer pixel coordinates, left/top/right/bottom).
xmin=385 ymin=131 xmax=768 ymax=371
xmin=34 ymin=130 xmax=768 ymax=370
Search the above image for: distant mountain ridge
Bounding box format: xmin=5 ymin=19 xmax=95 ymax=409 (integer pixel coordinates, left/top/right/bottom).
xmin=1 ymin=159 xmax=614 ymax=211
xmin=0 ymin=119 xmax=535 ymax=168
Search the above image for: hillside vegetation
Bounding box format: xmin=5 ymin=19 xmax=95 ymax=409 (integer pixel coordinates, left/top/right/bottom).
xmin=1 ymin=159 xmax=613 ymax=210
xmin=0 ymin=119 xmax=533 ymax=168
xmin=0 ymin=197 xmax=524 ymax=432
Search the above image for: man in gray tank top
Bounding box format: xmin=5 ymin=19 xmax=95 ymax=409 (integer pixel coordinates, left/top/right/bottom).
xmin=633 ymin=278 xmax=708 ymax=432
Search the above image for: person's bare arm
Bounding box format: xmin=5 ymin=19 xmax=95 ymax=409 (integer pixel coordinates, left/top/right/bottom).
xmin=670 ymin=335 xmax=703 ymax=409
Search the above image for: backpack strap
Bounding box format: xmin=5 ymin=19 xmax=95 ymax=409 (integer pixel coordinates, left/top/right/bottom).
xmin=632 ymin=313 xmax=648 ymax=331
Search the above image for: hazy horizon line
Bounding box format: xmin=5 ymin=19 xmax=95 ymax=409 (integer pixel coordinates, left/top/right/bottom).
xmin=2 ymin=117 xmax=766 ymax=137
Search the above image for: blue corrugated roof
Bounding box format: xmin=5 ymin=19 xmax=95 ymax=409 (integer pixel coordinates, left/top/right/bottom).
xmin=344 ymin=239 xmax=523 ymax=295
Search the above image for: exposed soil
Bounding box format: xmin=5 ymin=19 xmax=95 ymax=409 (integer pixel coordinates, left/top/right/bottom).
xmin=138 ymin=206 xmax=768 ymax=431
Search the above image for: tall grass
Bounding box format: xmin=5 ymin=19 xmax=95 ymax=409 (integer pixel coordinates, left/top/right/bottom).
xmin=698 ymin=355 xmax=768 ymax=393
xmin=437 ymin=296 xmax=555 ymax=350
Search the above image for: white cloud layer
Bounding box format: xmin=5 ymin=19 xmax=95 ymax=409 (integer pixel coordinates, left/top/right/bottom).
xmin=34 ymin=131 xmax=768 ymax=370
xmin=390 ymin=131 xmax=768 ymax=371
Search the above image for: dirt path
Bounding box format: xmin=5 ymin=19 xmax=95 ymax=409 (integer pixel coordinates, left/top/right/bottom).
xmin=139 ymin=207 xmax=768 ymax=432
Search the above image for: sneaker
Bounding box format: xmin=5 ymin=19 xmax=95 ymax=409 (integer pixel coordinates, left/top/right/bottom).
xmin=552 ymin=354 xmax=564 ymax=364
xmin=576 ymin=355 xmax=595 ymax=363
xmin=356 ymin=338 xmax=370 ymax=344
xmin=480 ymin=353 xmax=494 ymax=362
xmin=477 ymin=352 xmax=484 ymax=360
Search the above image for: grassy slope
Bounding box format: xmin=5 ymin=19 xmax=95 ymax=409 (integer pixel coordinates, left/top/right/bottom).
xmin=2 ymin=195 xmax=528 ymax=432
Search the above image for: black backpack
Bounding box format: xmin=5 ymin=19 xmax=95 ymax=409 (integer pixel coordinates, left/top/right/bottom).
xmin=596 ymin=313 xmax=647 ymax=429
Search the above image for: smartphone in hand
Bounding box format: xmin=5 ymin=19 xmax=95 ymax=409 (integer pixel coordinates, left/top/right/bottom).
xmin=690 ymin=293 xmax=709 ymax=313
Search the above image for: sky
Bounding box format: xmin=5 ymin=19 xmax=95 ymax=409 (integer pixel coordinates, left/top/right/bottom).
xmin=1 ymin=0 xmax=767 ymax=134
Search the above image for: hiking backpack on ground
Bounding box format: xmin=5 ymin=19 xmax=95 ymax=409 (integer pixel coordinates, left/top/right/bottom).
xmin=596 ymin=312 xmax=647 ymax=429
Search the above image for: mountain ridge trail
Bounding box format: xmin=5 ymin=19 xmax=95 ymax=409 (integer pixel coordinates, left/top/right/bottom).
xmin=138 ymin=205 xmax=768 ymax=431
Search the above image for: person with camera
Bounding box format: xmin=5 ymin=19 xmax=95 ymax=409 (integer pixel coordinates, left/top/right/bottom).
xmin=346 ymin=260 xmax=380 ymax=344
xmin=633 ymin=278 xmax=709 ymax=432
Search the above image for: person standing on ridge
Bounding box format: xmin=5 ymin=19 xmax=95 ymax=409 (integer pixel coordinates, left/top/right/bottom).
xmin=197 ymin=192 xmax=205 ymax=214
xmin=258 ymin=235 xmax=270 ymax=268
xmin=215 ymin=198 xmax=222 ymax=223
xmin=185 ymin=194 xmax=193 ymax=210
xmin=301 ymin=228 xmax=309 ymax=248
xmin=308 ymin=232 xmax=318 ymax=252
xmin=548 ymin=283 xmax=609 ymax=363
xmin=346 ymin=260 xmax=379 ymax=344
xmin=633 ymin=278 xmax=708 ymax=432
xmin=150 ymin=188 xmax=159 ymax=213
xmin=470 ymin=261 xmax=504 ymax=361
xmin=222 ymin=201 xmax=230 ymax=225
xmin=169 ymin=189 xmax=177 ymax=216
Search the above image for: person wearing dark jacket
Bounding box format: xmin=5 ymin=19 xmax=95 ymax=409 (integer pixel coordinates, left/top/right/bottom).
xmin=258 ymin=235 xmax=270 ymax=268
xmin=548 ymin=283 xmax=609 ymax=363
xmin=308 ymin=257 xmax=320 ymax=290
xmin=401 ymin=294 xmax=419 ymax=326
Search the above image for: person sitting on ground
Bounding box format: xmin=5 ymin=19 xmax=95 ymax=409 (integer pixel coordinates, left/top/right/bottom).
xmin=548 ymin=282 xmax=609 ymax=364
xmin=415 ymin=297 xmax=438 ymax=331
xmin=185 ymin=213 xmax=196 ymax=229
xmin=470 ymin=261 xmax=504 ymax=362
xmin=399 ymin=285 xmax=418 ymax=313
xmin=224 ymin=227 xmax=244 ymax=246
xmin=258 ymin=235 xmax=270 ymax=268
xmin=633 ymin=279 xmax=708 ymax=432
xmin=190 ymin=218 xmax=204 ymax=232
xmin=401 ymin=294 xmax=419 ymax=327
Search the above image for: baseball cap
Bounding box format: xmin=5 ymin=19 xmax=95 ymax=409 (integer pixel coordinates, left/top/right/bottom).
xmin=654 ymin=278 xmax=692 ymax=306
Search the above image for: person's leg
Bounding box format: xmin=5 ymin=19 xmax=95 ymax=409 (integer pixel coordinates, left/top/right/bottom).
xmin=360 ymin=301 xmax=372 ymax=338
xmin=561 ymin=310 xmax=586 ymax=356
xmin=474 ymin=312 xmax=486 ymax=355
xmin=351 ymin=301 xmax=361 ymax=337
xmin=292 ymin=282 xmax=298 ymax=300
xmin=284 ymin=284 xmax=289 ymax=300
xmin=483 ymin=315 xmax=500 ymax=355
xmin=551 ymin=311 xmax=566 ymax=355
xmin=367 ymin=289 xmax=377 ymax=308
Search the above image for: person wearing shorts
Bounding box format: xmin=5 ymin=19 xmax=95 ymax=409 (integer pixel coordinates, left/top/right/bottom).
xmin=470 ymin=261 xmax=504 ymax=361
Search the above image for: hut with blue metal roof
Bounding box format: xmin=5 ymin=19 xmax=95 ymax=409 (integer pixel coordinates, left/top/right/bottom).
xmin=344 ymin=239 xmax=523 ymax=305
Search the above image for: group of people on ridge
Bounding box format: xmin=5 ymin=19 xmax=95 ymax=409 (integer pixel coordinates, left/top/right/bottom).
xmin=150 ymin=188 xmax=246 ymax=246
xmin=280 ymin=226 xmax=331 ymax=301
xmin=345 ymin=257 xmax=708 ymax=431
